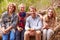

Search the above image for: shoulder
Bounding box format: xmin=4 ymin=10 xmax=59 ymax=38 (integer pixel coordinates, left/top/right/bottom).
xmin=36 ymin=15 xmax=42 ymax=21
xmin=43 ymin=15 xmax=48 ymax=22
xmin=13 ymin=13 xmax=18 ymax=18
xmin=43 ymin=15 xmax=47 ymax=18
xmin=2 ymin=11 xmax=8 ymax=17
xmin=26 ymin=16 xmax=31 ymax=21
xmin=43 ymin=15 xmax=47 ymax=19
xmin=2 ymin=11 xmax=7 ymax=15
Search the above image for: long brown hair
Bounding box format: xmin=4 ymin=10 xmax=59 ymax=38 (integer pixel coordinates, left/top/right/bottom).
xmin=44 ymin=7 xmax=56 ymax=22
xmin=47 ymin=7 xmax=56 ymax=19
xmin=7 ymin=3 xmax=16 ymax=12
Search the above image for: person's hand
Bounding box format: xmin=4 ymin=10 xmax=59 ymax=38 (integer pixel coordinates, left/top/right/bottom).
xmin=45 ymin=26 xmax=49 ymax=29
xmin=20 ymin=27 xmax=23 ymax=31
xmin=43 ymin=26 xmax=50 ymax=29
xmin=43 ymin=22 xmax=50 ymax=29
xmin=17 ymin=26 xmax=23 ymax=32
xmin=29 ymin=30 xmax=35 ymax=36
xmin=4 ymin=29 xmax=10 ymax=33
xmin=30 ymin=28 xmax=35 ymax=31
xmin=28 ymin=28 xmax=31 ymax=31
xmin=4 ymin=26 xmax=12 ymax=33
xmin=4 ymin=26 xmax=13 ymax=34
xmin=53 ymin=26 xmax=59 ymax=32
xmin=2 ymin=27 xmax=7 ymax=34
xmin=28 ymin=28 xmax=35 ymax=31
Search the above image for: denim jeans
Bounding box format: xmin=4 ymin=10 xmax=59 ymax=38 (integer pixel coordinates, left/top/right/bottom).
xmin=16 ymin=29 xmax=25 ymax=40
xmin=2 ymin=30 xmax=15 ymax=40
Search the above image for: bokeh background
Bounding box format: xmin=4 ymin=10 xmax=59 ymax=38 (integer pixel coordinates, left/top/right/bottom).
xmin=0 ymin=0 xmax=60 ymax=21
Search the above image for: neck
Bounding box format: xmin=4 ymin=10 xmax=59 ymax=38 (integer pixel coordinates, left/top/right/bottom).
xmin=32 ymin=15 xmax=36 ymax=19
xmin=8 ymin=12 xmax=13 ymax=16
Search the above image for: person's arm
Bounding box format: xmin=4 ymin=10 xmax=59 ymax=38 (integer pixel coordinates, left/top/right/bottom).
xmin=16 ymin=14 xmax=23 ymax=31
xmin=25 ymin=18 xmax=30 ymax=31
xmin=37 ymin=14 xmax=43 ymax=21
xmin=34 ymin=19 xmax=43 ymax=30
xmin=1 ymin=12 xmax=8 ymax=34
xmin=5 ymin=15 xmax=18 ymax=31
xmin=1 ymin=12 xmax=6 ymax=28
xmin=54 ymin=24 xmax=60 ymax=31
xmin=53 ymin=17 xmax=58 ymax=31
xmin=42 ymin=15 xmax=49 ymax=29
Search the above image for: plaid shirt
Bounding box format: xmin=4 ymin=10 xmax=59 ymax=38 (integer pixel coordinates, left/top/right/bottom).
xmin=18 ymin=12 xmax=26 ymax=29
xmin=1 ymin=11 xmax=18 ymax=29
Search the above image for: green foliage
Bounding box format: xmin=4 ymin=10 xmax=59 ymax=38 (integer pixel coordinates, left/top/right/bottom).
xmin=55 ymin=7 xmax=60 ymax=20
xmin=0 ymin=0 xmax=60 ymax=19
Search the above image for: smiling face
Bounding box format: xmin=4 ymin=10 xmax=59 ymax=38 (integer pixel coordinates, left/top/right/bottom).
xmin=29 ymin=7 xmax=37 ymax=18
xmin=8 ymin=3 xmax=16 ymax=14
xmin=48 ymin=9 xmax=53 ymax=18
xmin=8 ymin=5 xmax=14 ymax=13
xmin=20 ymin=6 xmax=25 ymax=12
xmin=19 ymin=4 xmax=25 ymax=12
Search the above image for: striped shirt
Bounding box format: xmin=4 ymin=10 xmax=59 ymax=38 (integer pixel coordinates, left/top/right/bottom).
xmin=25 ymin=15 xmax=43 ymax=30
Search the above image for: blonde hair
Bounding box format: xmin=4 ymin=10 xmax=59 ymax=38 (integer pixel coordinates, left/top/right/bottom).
xmin=29 ymin=5 xmax=37 ymax=11
xmin=48 ymin=7 xmax=56 ymax=19
xmin=18 ymin=3 xmax=25 ymax=10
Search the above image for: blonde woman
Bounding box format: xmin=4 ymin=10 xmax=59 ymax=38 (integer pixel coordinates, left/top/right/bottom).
xmin=16 ymin=3 xmax=26 ymax=40
xmin=42 ymin=8 xmax=56 ymax=40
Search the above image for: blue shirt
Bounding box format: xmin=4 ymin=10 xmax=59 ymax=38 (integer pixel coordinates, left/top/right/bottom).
xmin=25 ymin=15 xmax=43 ymax=30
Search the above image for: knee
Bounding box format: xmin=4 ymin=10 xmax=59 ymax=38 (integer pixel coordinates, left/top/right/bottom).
xmin=43 ymin=29 xmax=47 ymax=34
xmin=36 ymin=31 xmax=41 ymax=35
xmin=24 ymin=31 xmax=30 ymax=36
xmin=48 ymin=29 xmax=54 ymax=34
